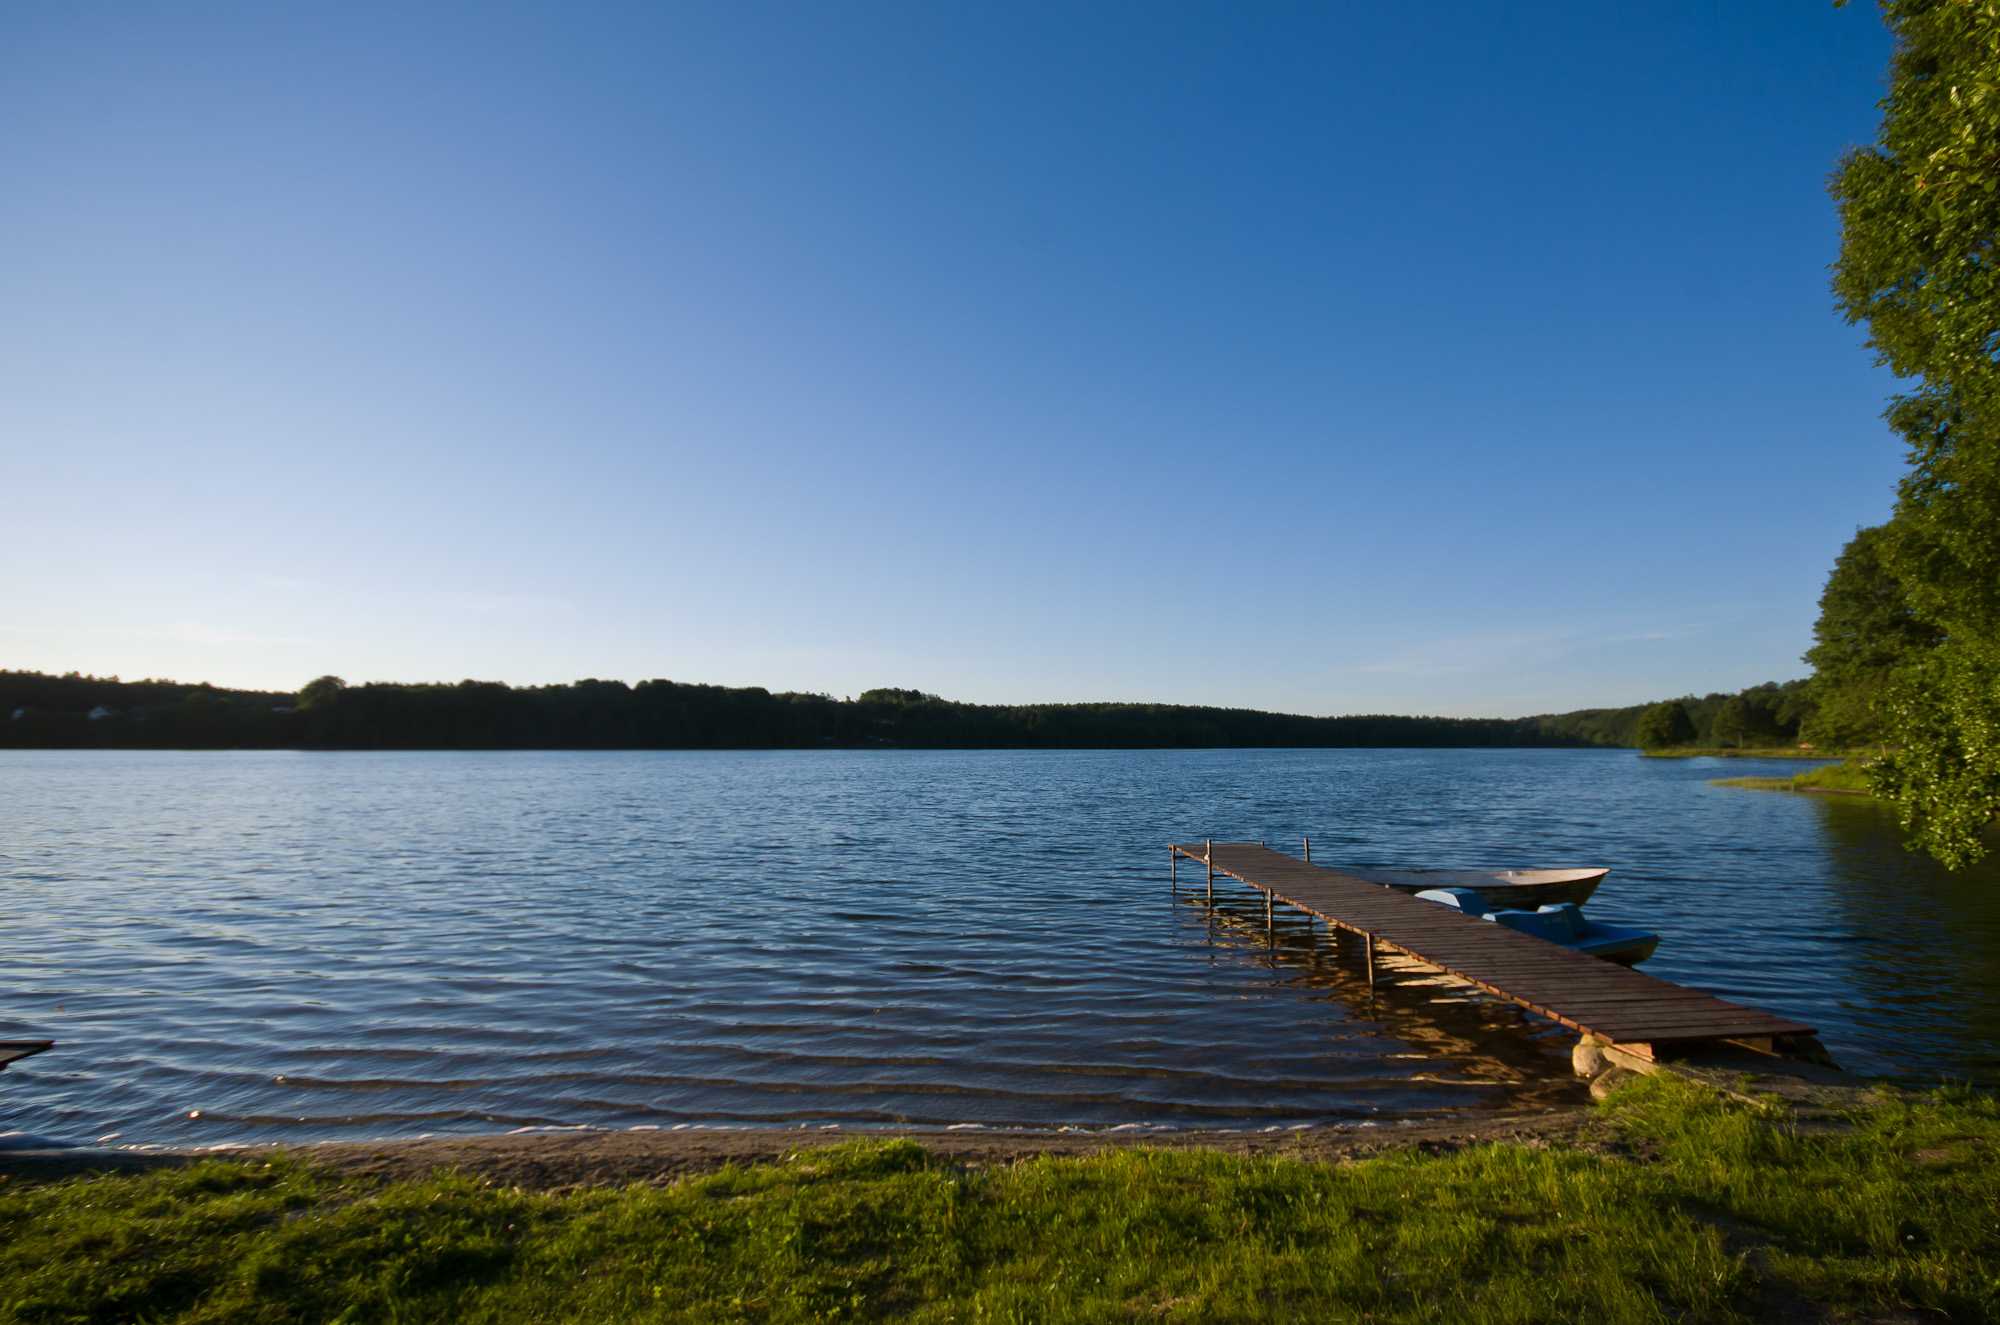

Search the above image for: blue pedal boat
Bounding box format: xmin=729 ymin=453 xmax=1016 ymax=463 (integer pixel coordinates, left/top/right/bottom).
xmin=1415 ymin=887 xmax=1660 ymax=966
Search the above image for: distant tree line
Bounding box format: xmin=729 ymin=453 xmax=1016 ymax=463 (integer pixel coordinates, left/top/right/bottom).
xmin=2 ymin=667 xmax=1804 ymax=753
xmin=1563 ymin=679 xmax=1815 ymax=754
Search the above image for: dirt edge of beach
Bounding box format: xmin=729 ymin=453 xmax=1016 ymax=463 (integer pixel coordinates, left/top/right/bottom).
xmin=4 ymin=1107 xmax=1599 ymax=1190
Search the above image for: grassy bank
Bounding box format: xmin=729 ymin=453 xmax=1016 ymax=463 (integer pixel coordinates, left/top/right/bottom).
xmin=1715 ymin=761 xmax=1876 ymax=796
xmin=1642 ymin=746 xmax=1838 ymax=760
xmin=3 ymin=1076 xmax=1995 ymax=1323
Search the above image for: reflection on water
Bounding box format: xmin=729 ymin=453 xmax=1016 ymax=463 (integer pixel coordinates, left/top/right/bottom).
xmin=1810 ymin=795 xmax=2000 ymax=1082
xmin=1185 ymin=893 xmax=1579 ymax=1110
xmin=0 ymin=748 xmax=1993 ymax=1146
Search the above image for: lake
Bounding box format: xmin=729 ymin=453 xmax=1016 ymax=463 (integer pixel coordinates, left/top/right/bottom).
xmin=2 ymin=747 xmax=1994 ymax=1147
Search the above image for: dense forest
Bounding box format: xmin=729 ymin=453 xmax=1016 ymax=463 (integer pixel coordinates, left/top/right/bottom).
xmin=1620 ymin=5 xmax=2000 ymax=868
xmin=1799 ymin=0 xmax=2000 ymax=866
xmin=0 ymin=668 xmax=1809 ymax=752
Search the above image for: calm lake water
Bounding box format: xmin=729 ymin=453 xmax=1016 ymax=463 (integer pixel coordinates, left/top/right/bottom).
xmin=2 ymin=748 xmax=1995 ymax=1147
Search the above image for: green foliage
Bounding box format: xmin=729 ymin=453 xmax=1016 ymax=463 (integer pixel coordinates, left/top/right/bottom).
xmin=296 ymin=674 xmax=347 ymax=711
xmin=1530 ymin=681 xmax=1813 ymax=751
xmin=1711 ymin=774 xmax=1802 ymax=791
xmin=1829 ymin=2 xmax=2000 ymax=864
xmin=1792 ymin=759 xmax=1878 ymax=793
xmin=1 ymin=669 xmax=1832 ymax=753
xmin=1713 ymin=760 xmax=1878 ymax=794
xmin=1871 ymin=639 xmax=2000 ymax=868
xmin=1803 ymin=525 xmax=1941 ymax=747
xmin=855 ymin=688 xmax=945 ymax=706
xmin=1635 ymin=699 xmax=1697 ymax=749
xmin=1710 ymin=695 xmax=1757 ymax=748
xmin=1829 ymin=1 xmax=2000 ymax=397
xmin=1709 ymin=692 xmax=1804 ymax=749
xmin=3 ymin=1078 xmax=1996 ymax=1322
xmin=0 ymin=669 xmax=1684 ymax=752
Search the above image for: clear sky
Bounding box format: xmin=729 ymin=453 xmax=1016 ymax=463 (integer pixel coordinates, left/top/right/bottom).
xmin=2 ymin=2 xmax=1905 ymax=717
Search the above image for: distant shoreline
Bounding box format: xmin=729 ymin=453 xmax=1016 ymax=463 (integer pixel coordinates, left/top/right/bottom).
xmin=2 ymin=668 xmax=1797 ymax=754
xmin=3 ymin=742 xmax=1644 ymax=754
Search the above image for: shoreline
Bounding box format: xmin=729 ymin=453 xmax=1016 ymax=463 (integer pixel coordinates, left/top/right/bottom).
xmin=1712 ymin=758 xmax=1877 ymax=798
xmin=3 ymin=1108 xmax=1596 ymax=1188
xmin=1712 ymin=776 xmax=1873 ymax=796
xmin=6 ymin=1075 xmax=1993 ymax=1322
xmin=1642 ymin=746 xmax=1840 ymax=760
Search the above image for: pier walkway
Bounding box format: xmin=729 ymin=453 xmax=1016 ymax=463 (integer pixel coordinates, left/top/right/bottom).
xmin=1171 ymin=842 xmax=1813 ymax=1061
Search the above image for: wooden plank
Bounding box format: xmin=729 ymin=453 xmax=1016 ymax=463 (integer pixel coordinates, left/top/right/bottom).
xmin=1616 ymin=1024 xmax=1816 ymax=1044
xmin=1583 ymin=1016 xmax=1779 ymax=1037
xmin=1594 ymin=1014 xmax=1818 ymax=1036
xmin=1169 ymin=840 xmax=1812 ymax=1049
xmin=1541 ymin=990 xmax=1761 ymax=1007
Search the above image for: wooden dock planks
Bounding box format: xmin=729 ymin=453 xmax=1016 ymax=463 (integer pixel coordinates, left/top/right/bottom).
xmin=1171 ymin=841 xmax=1811 ymax=1059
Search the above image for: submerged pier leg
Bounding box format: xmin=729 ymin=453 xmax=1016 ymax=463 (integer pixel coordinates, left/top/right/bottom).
xmin=1303 ymin=836 xmax=1311 ymax=864
xmin=1205 ymin=839 xmax=1213 ymax=903
xmin=1169 ymin=849 xmax=1176 ymax=890
xmin=1364 ymin=931 xmax=1376 ymax=987
xmin=1265 ymin=889 xmax=1273 ymax=941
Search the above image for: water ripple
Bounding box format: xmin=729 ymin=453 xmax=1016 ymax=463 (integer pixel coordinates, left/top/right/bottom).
xmin=2 ymin=747 xmax=1994 ymax=1146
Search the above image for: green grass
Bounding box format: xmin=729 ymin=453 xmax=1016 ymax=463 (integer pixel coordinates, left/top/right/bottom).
xmin=1714 ymin=761 xmax=1877 ymax=796
xmin=2 ymin=1076 xmax=1996 ymax=1323
xmin=1791 ymin=762 xmax=1874 ymax=793
xmin=1642 ymin=746 xmax=1839 ymax=760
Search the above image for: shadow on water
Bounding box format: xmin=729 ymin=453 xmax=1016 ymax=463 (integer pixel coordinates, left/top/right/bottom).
xmin=1809 ymin=795 xmax=2000 ymax=1085
xmin=1186 ymin=892 xmax=1581 ymax=1111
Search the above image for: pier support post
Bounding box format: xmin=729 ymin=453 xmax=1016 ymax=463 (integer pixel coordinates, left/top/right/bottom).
xmin=1364 ymin=932 xmax=1376 ymax=987
xmin=1303 ymin=836 xmax=1311 ymax=864
xmin=1265 ymin=889 xmax=1273 ymax=940
xmin=1205 ymin=839 xmax=1213 ymax=903
xmin=1169 ymin=850 xmax=1176 ymax=890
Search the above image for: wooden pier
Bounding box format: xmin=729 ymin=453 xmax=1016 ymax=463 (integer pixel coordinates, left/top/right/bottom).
xmin=1171 ymin=841 xmax=1815 ymax=1063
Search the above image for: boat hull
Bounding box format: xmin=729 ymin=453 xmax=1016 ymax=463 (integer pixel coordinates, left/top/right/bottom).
xmin=1573 ymin=932 xmax=1659 ymax=967
xmin=1341 ymin=866 xmax=1608 ymax=910
xmin=1414 ymin=888 xmax=1661 ymax=967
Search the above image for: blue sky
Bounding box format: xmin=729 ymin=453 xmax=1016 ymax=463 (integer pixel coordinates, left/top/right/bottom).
xmin=2 ymin=3 xmax=1902 ymax=716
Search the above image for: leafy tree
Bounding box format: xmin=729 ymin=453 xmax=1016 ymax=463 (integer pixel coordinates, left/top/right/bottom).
xmin=1710 ymin=696 xmax=1751 ymax=748
xmin=857 ymin=688 xmax=945 ymax=705
xmin=1749 ymin=680 xmax=1816 ymax=742
xmin=1872 ymin=640 xmax=2000 ymax=868
xmin=1801 ymin=524 xmax=1941 ymax=747
xmin=1830 ymin=1 xmax=2000 ymax=864
xmin=297 ymin=675 xmax=347 ymax=711
xmin=1635 ymin=700 xmax=1696 ymax=750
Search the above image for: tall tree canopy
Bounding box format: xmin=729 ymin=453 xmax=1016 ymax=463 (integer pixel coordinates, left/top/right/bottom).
xmin=1635 ymin=700 xmax=1697 ymax=750
xmin=1831 ymin=1 xmax=2000 ymax=866
xmin=1802 ymin=524 xmax=1942 ymax=747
